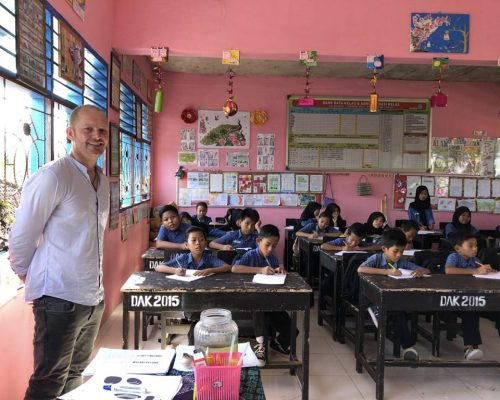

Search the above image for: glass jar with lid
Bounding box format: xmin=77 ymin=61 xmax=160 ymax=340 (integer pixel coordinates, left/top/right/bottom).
xmin=194 ymin=308 xmax=238 ymax=353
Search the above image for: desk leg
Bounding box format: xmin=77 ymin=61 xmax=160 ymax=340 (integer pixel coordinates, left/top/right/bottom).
xmin=122 ymin=301 xmax=129 ymax=349
xmin=134 ymin=311 xmax=140 ymax=349
xmin=376 ymin=308 xmax=387 ymax=400
xmin=302 ymin=306 xmax=310 ymax=400
xmin=290 ymin=312 xmax=297 ymax=375
xmin=161 ymin=312 xmax=167 ymax=350
xmin=355 ymin=293 xmax=366 ymax=373
xmin=334 ymin=265 xmax=341 ymax=342
xmin=317 ymin=265 xmax=324 ymax=326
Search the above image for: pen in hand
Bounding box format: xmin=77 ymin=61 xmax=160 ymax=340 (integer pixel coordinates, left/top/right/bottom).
xmin=176 ymin=259 xmax=186 ymax=276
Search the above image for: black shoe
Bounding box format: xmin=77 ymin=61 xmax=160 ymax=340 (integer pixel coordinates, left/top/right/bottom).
xmin=270 ymin=336 xmax=290 ymax=355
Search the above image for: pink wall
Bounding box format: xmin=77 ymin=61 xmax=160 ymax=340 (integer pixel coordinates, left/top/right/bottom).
xmin=153 ymin=73 xmax=500 ymax=260
xmin=112 ymin=0 xmax=499 ymax=64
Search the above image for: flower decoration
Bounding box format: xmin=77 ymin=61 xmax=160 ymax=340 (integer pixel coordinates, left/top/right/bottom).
xmin=250 ymin=109 xmax=268 ymax=125
xmin=181 ymin=108 xmax=197 ymax=123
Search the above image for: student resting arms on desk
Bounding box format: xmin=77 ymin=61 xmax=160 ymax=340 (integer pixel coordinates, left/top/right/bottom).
xmin=209 ymin=207 xmax=260 ymax=251
xmin=232 ymin=224 xmax=292 ymax=367
xmin=320 ymin=222 xmax=380 ymax=251
xmin=444 ymin=230 xmax=496 ymax=360
xmin=407 ymin=185 xmax=435 ymax=231
xmin=358 ymin=229 xmax=430 ymax=361
xmin=324 ymin=202 xmax=347 ymax=232
xmin=445 ymin=206 xmax=479 ymax=238
xmin=299 ymin=201 xmax=321 ymax=227
xmin=364 ymin=211 xmax=387 ymax=244
xmin=399 ymin=220 xmax=419 ymax=250
xmin=295 ymin=212 xmax=342 ymax=240
xmin=156 ymin=205 xmax=191 ymax=250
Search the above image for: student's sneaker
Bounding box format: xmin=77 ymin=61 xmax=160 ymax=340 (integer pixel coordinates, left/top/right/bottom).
xmin=464 ymin=347 xmax=483 ymax=361
xmin=270 ymin=336 xmax=290 ymax=355
xmin=402 ymin=347 xmax=419 ymax=361
xmin=253 ymin=342 xmax=266 ymax=367
xmin=367 ymin=306 xmax=379 ymax=328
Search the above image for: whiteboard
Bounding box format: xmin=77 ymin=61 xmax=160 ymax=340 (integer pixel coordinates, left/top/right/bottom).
xmin=286 ymin=96 xmax=431 ymax=172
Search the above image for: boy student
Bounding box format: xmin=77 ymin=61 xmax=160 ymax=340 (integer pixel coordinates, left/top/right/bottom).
xmin=358 ymin=229 xmax=430 ymax=361
xmin=156 ymin=205 xmax=191 ymax=250
xmin=320 ymin=222 xmax=379 ymax=251
xmin=232 ymin=224 xmax=292 ymax=366
xmin=296 ymin=212 xmax=342 ymax=239
xmin=444 ymin=231 xmax=494 ymax=360
xmin=399 ymin=220 xmax=419 ymax=250
xmin=154 ymin=226 xmax=231 ymax=275
xmin=209 ymin=207 xmax=260 ymax=251
xmin=192 ymin=201 xmax=212 ymax=225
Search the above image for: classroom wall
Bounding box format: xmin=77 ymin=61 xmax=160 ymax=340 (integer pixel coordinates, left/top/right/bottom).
xmin=0 ymin=1 xmax=150 ymax=398
xmin=152 ymin=73 xmax=500 ymax=260
xmin=112 ymin=0 xmax=500 ymax=64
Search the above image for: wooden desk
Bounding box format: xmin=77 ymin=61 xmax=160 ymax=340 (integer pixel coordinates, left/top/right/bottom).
xmin=121 ymin=271 xmax=312 ymax=400
xmin=284 ymin=226 xmax=295 ymax=271
xmin=298 ymin=237 xmax=324 ymax=288
xmin=355 ymin=274 xmax=500 ymax=400
xmin=413 ymin=231 xmax=443 ymax=249
xmin=317 ymin=249 xmax=339 ymax=340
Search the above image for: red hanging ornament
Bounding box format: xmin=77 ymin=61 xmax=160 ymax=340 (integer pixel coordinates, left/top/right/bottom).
xmin=430 ymin=70 xmax=448 ymax=107
xmin=223 ymin=67 xmax=238 ymax=117
xmin=181 ymin=108 xmax=197 ymax=123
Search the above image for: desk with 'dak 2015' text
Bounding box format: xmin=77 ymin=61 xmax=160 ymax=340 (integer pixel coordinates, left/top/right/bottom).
xmin=355 ymin=274 xmax=500 ymax=400
xmin=121 ymin=271 xmax=313 ymax=400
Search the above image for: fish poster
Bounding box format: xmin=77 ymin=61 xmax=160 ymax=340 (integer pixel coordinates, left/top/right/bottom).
xmin=198 ymin=110 xmax=250 ymax=149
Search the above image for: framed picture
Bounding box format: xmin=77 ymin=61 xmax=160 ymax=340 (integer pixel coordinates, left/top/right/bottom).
xmin=110 ymin=53 xmax=121 ymax=111
xmin=58 ymin=20 xmax=84 ymax=88
xmin=108 ymin=123 xmax=120 ymax=176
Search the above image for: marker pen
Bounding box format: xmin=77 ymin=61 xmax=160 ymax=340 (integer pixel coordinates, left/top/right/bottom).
xmin=103 ymin=384 xmax=150 ymax=394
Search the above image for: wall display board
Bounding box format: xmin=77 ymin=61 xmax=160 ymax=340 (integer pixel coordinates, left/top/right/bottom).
xmin=394 ymin=174 xmax=500 ymax=214
xmin=286 ymin=96 xmax=431 ymax=172
xmin=178 ymin=171 xmax=323 ymax=207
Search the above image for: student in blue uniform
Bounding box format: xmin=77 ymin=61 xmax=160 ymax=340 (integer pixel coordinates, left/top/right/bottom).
xmin=444 ymin=230 xmax=493 ymax=360
xmin=358 ymin=229 xmax=429 ymax=361
xmin=192 ymin=201 xmax=212 ymax=225
xmin=320 ymin=222 xmax=379 ymax=251
xmin=325 ymin=202 xmax=347 ymax=232
xmin=399 ymin=220 xmax=419 ymax=249
xmin=299 ymin=201 xmax=321 ymax=227
xmin=445 ymin=206 xmax=479 ymax=238
xmin=364 ymin=211 xmax=387 ymax=243
xmin=156 ymin=205 xmax=191 ymax=250
xmin=232 ymin=224 xmax=292 ymax=367
xmin=209 ymin=207 xmax=260 ymax=251
xmin=408 ymin=185 xmax=435 ymax=230
xmin=296 ymin=212 xmax=341 ymax=239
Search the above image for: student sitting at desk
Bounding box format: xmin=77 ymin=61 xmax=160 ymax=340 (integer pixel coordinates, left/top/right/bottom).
xmin=358 ymin=229 xmax=430 ymax=361
xmin=209 ymin=207 xmax=260 ymax=251
xmin=192 ymin=201 xmax=212 ymax=225
xmin=444 ymin=230 xmax=493 ymax=360
xmin=296 ymin=212 xmax=341 ymax=240
xmin=408 ymin=185 xmax=435 ymax=231
xmin=325 ymin=202 xmax=347 ymax=232
xmin=321 ymin=223 xmax=378 ymax=251
xmin=232 ymin=224 xmax=292 ymax=366
xmin=445 ymin=206 xmax=479 ymax=239
xmin=209 ymin=207 xmax=243 ymax=237
xmin=156 ymin=205 xmax=191 ymax=250
xmin=364 ymin=211 xmax=387 ymax=243
xmin=180 ymin=211 xmax=210 ymax=235
xmin=299 ymin=201 xmax=321 ymax=227
xmin=154 ymin=226 xmax=231 ymax=276
xmin=399 ymin=220 xmax=419 ymax=250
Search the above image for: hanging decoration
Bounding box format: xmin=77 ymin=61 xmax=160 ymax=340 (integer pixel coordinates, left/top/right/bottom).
xmin=298 ymin=50 xmax=317 ymax=106
xmin=222 ymin=67 xmax=238 ymax=117
xmin=150 ymin=46 xmax=169 ymax=113
xmin=430 ymin=57 xmax=448 ymax=107
xmin=181 ymin=108 xmax=197 ymax=123
xmin=367 ymin=54 xmax=384 ymax=113
xmin=250 ymin=109 xmax=268 ymax=125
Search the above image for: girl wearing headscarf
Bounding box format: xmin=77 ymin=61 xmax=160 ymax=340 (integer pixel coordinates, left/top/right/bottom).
xmin=364 ymin=211 xmax=387 ymax=243
xmin=324 ymin=202 xmax=347 ymax=232
xmin=408 ymin=185 xmax=435 ymax=230
xmin=445 ymin=206 xmax=479 ymax=238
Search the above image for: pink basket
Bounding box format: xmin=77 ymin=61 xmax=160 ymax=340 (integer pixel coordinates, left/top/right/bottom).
xmin=194 ymin=352 xmax=242 ymax=400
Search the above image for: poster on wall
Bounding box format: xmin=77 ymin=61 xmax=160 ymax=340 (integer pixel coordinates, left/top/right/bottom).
xmin=198 ymin=110 xmax=250 ymax=149
xmin=226 ymin=152 xmax=249 ymax=168
xmin=410 ymin=13 xmax=469 ymax=53
xmin=252 ymin=175 xmax=267 ymax=194
xmin=238 ymin=174 xmax=253 ymax=194
xmin=256 ymin=133 xmax=275 ymax=170
xmin=58 ymin=20 xmax=84 ymax=88
xmin=180 ymin=128 xmax=196 ymax=151
xmin=267 ymin=174 xmax=281 ymax=193
xmin=16 ymin=0 xmax=46 ymax=90
xmin=198 ymin=150 xmax=219 ymax=168
xmin=223 ymin=172 xmax=238 ymax=193
xmin=187 ymin=172 xmax=209 ymax=189
xmin=178 ymin=152 xmax=197 ymax=165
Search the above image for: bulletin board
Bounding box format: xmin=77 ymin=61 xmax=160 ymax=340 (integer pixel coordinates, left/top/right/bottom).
xmin=393 ymin=174 xmax=500 ymax=214
xmin=286 ymin=96 xmax=431 ymax=172
xmin=177 ymin=171 xmax=324 ymax=207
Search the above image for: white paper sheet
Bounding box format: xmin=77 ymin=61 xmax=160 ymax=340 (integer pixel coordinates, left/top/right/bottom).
xmin=403 ymin=249 xmax=422 ymax=257
xmin=388 ymin=268 xmax=431 ymax=279
xmin=252 ymin=273 xmax=286 ymax=285
xmin=165 ymin=270 xmax=213 ymax=282
xmin=474 ymin=272 xmax=500 ymax=280
xmin=334 ymin=251 xmax=368 ymax=256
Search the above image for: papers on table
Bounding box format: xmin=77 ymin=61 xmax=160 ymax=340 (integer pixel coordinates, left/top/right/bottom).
xmin=403 ymin=249 xmax=423 ymax=257
xmin=388 ymin=268 xmax=431 ymax=279
xmin=83 ymin=348 xmax=175 ymax=376
xmin=165 ymin=269 xmax=213 ymax=282
xmin=335 ymin=251 xmax=368 ymax=256
xmin=252 ymin=273 xmax=286 ymax=285
xmin=59 ymin=373 xmax=182 ymax=400
xmin=172 ymin=342 xmax=259 ymax=371
xmin=474 ymin=272 xmax=500 ymax=280
xmin=417 ymin=230 xmax=441 ymax=235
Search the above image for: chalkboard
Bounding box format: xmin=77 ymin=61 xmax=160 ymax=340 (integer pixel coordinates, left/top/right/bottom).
xmin=286 ymin=96 xmax=431 ymax=172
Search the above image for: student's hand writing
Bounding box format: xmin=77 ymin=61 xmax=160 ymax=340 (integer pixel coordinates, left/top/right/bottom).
xmin=411 ymin=268 xmax=426 ymax=278
xmin=260 ymin=266 xmax=275 ymax=275
xmin=175 ymin=268 xmax=186 ymax=276
xmin=387 ymin=268 xmax=402 ymax=276
xmin=222 ymin=244 xmax=234 ymax=251
xmin=274 ymin=267 xmax=286 ymax=274
xmin=475 ymin=261 xmax=492 ymax=275
xmin=310 ymin=233 xmax=319 ymax=239
xmin=193 ymin=269 xmax=211 ymax=276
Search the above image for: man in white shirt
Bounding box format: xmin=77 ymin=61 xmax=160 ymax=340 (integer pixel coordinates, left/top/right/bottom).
xmin=9 ymin=105 xmax=110 ymax=399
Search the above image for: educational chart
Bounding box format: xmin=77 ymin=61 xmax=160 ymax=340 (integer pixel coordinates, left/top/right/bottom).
xmin=286 ymin=96 xmax=431 ymax=172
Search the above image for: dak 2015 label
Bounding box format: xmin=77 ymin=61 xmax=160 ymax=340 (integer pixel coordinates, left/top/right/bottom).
xmin=439 ymin=295 xmax=486 ymax=308
xmin=130 ymin=295 xmax=180 ymax=308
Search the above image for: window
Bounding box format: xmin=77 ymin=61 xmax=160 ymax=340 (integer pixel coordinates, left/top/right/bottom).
xmin=119 ymin=82 xmax=135 ymax=135
xmin=0 ymin=0 xmax=16 ymax=75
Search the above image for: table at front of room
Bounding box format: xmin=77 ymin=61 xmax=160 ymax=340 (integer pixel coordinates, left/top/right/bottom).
xmin=121 ymin=271 xmax=313 ymax=400
xmin=355 ymin=274 xmax=500 ymax=400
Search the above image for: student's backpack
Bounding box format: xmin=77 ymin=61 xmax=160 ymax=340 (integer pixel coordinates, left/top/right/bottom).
xmin=414 ymin=250 xmax=451 ymax=274
xmin=341 ymin=253 xmax=370 ymax=303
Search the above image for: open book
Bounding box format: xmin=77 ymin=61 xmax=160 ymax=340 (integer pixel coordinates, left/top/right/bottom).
xmin=252 ymin=273 xmax=286 ymax=285
xmin=473 ymin=271 xmax=500 ymax=280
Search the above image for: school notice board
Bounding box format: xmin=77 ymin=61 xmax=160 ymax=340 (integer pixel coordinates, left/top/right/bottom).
xmin=286 ymin=96 xmax=431 ymax=172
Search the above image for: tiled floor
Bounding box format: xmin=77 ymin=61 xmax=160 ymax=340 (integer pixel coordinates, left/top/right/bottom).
xmin=94 ymin=303 xmax=500 ymax=400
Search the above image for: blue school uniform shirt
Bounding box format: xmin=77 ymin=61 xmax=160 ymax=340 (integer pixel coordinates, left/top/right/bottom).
xmin=300 ymin=217 xmax=316 ymax=227
xmin=164 ymin=252 xmax=225 ymax=270
xmin=234 ymin=248 xmax=279 ymax=268
xmin=326 ymin=237 xmax=371 ymax=246
xmin=299 ymin=222 xmax=338 ymax=235
xmin=360 ymin=253 xmax=419 ymax=270
xmin=214 ymin=229 xmax=258 ymax=249
xmin=445 ymin=252 xmax=479 ymax=269
xmin=408 ymin=206 xmax=435 ymax=227
xmin=192 ymin=214 xmax=212 ymax=225
xmin=444 ymin=223 xmax=479 ymax=239
xmin=156 ymin=222 xmax=191 ymax=243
